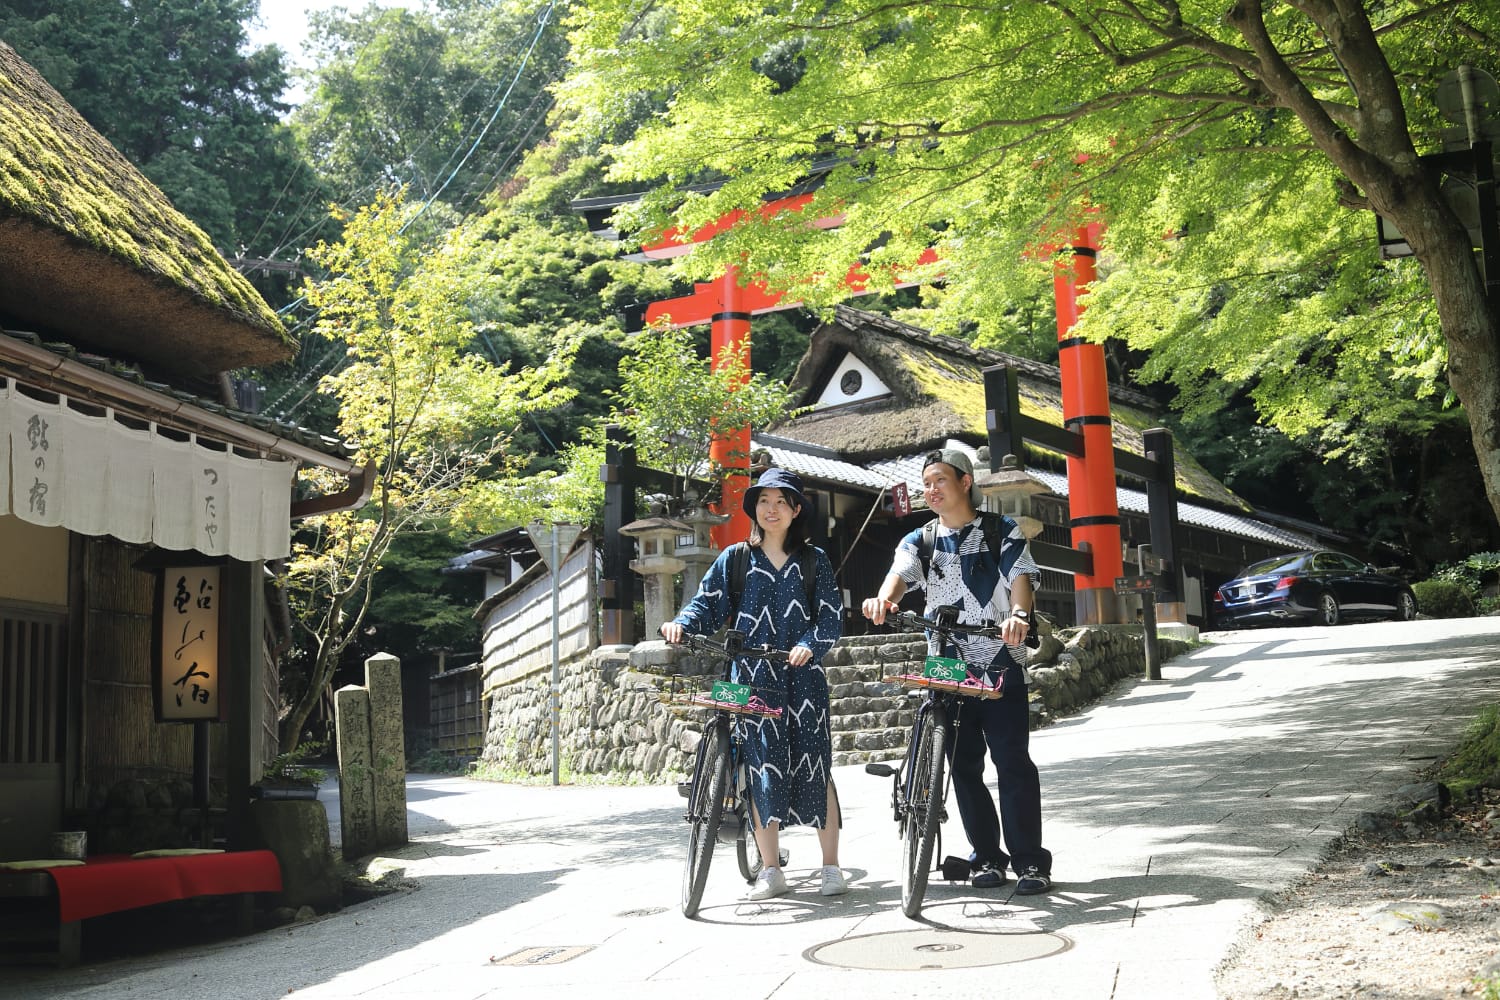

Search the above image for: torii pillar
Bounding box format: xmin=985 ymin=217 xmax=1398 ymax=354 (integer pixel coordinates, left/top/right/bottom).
xmin=707 ymin=269 xmax=752 ymax=545
xmin=645 ymin=266 xmax=769 ymax=546
xmin=1054 ymin=221 xmax=1124 ymax=624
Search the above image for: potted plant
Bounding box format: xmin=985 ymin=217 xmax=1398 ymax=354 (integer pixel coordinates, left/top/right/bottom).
xmin=253 ymin=741 xmax=328 ymax=800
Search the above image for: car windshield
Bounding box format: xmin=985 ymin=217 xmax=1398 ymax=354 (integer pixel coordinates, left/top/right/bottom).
xmin=1238 ymin=554 xmax=1306 ymax=577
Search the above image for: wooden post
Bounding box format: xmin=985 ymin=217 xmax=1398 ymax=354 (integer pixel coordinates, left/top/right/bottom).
xmin=223 ymin=558 xmax=262 ymax=850
xmin=601 ymin=423 xmax=636 ymax=646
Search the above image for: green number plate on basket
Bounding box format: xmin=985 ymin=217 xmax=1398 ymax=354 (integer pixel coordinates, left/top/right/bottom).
xmin=709 ymin=681 xmax=752 ymax=706
xmin=923 ymin=656 xmax=969 ymax=683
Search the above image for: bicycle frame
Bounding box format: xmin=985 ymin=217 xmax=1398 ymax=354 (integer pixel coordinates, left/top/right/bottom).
xmin=669 ymin=629 xmax=789 ymax=917
xmin=865 ymin=605 xmax=1010 ymax=917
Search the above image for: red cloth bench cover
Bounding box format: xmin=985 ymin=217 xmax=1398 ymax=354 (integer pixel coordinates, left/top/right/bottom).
xmin=43 ymin=851 xmax=282 ymax=922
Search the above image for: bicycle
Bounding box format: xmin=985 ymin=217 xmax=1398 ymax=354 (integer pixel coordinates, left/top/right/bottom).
xmin=864 ymin=604 xmax=1026 ymax=918
xmin=663 ymin=629 xmax=790 ymax=918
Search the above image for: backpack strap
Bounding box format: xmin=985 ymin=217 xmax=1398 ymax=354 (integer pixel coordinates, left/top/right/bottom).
xmin=797 ymin=546 xmax=819 ymax=613
xmin=726 ymin=542 xmax=750 ymax=619
xmin=918 ymin=518 xmax=939 ymax=586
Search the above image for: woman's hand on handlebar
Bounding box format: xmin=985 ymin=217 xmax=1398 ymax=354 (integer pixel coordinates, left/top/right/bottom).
xmin=861 ymin=597 xmax=898 ymax=625
xmin=787 ymin=644 xmax=812 ymax=667
xmin=660 ymin=621 xmax=685 ymax=644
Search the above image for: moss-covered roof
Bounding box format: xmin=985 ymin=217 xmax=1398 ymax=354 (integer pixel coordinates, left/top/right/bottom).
xmin=0 ymin=41 xmax=292 ymax=375
xmin=775 ymin=305 xmax=1248 ymax=510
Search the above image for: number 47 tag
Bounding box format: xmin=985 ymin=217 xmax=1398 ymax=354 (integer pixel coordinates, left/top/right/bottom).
xmin=709 ymin=681 xmax=751 ymax=706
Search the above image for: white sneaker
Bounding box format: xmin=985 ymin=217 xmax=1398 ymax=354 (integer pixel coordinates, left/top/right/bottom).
xmin=820 ymin=865 xmax=849 ymax=896
xmin=747 ymin=866 xmax=788 ymax=900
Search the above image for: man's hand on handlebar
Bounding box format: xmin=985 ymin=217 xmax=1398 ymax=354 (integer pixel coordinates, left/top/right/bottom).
xmin=860 ymin=597 xmax=898 ymax=625
xmin=659 ymin=621 xmax=685 ymax=644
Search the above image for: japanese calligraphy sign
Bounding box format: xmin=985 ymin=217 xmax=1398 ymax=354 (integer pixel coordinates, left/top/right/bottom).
xmin=155 ymin=565 xmax=222 ymax=722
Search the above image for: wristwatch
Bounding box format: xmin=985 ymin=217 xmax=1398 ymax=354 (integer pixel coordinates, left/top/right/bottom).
xmin=1011 ymin=609 xmax=1031 ymax=623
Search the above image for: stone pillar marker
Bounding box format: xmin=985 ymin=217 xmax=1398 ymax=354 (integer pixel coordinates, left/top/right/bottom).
xmin=365 ymin=652 xmax=409 ymax=847
xmin=335 ymin=652 xmax=409 ymax=858
xmin=335 ymin=684 xmax=374 ymax=860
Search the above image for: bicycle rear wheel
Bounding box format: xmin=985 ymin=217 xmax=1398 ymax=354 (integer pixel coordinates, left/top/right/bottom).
xmin=682 ymin=722 xmax=730 ymax=917
xmin=901 ymin=704 xmax=947 ymax=918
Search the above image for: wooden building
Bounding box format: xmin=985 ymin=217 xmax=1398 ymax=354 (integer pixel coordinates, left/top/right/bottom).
xmin=0 ymin=41 xmax=364 ymax=860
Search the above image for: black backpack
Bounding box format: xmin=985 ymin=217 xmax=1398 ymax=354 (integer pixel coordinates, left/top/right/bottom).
xmin=725 ymin=542 xmax=819 ymax=619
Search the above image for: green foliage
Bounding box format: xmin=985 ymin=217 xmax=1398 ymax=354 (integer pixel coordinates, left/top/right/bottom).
xmin=609 ymin=325 xmax=803 ymax=497
xmin=361 ymin=526 xmax=483 ymax=665
xmin=294 ymin=0 xmax=568 ymax=220
xmin=1437 ymin=706 xmax=1500 ymax=799
xmin=261 ymin=740 xmax=328 ymax=786
xmin=555 ymin=0 xmax=1500 ymax=529
xmin=279 ymin=188 xmax=577 ymax=749
xmin=1411 ymin=579 xmax=1476 ymax=620
xmin=1432 ymin=552 xmax=1500 ymax=614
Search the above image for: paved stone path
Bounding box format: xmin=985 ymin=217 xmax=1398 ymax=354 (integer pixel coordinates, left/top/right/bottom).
xmin=5 ymin=617 xmax=1497 ymax=999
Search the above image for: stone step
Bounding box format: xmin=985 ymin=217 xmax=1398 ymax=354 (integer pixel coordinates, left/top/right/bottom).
xmin=831 ymin=726 xmax=910 ymax=754
xmin=831 ymin=708 xmax=913 ymax=733
xmin=832 ymin=747 xmax=906 ymax=768
xmin=827 ymin=695 xmax=911 ymax=717
xmin=828 ymin=679 xmax=910 ymax=700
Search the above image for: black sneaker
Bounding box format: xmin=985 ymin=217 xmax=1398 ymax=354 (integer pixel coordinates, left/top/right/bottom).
xmin=972 ymin=863 xmax=1009 ymax=888
xmin=1015 ymin=866 xmax=1052 ymax=895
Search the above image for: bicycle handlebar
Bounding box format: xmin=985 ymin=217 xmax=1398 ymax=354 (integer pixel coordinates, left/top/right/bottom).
xmin=670 ymin=629 xmax=791 ymax=661
xmin=875 ymin=604 xmax=1040 ymax=648
xmin=881 ymin=607 xmax=1006 ymax=641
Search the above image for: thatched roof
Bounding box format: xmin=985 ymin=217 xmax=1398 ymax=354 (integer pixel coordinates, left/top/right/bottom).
xmin=776 ymin=305 xmax=1247 ymax=510
xmin=0 ymin=41 xmax=292 ymax=375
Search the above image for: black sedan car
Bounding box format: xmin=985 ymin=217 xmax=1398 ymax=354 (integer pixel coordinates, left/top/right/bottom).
xmin=1212 ymin=550 xmax=1417 ymax=628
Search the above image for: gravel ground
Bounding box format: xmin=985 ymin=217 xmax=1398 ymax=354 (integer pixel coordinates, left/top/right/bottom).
xmin=1216 ymin=790 xmax=1500 ymax=999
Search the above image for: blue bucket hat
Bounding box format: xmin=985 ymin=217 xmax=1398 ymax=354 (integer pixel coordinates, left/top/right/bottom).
xmin=742 ymin=467 xmax=812 ymax=526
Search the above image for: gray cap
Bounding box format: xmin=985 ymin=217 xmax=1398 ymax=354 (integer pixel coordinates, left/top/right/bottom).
xmin=922 ymin=448 xmax=984 ymax=508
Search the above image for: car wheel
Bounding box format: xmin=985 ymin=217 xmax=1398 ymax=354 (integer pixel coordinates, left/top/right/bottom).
xmin=1318 ymin=592 xmax=1341 ymax=626
xmin=1396 ymin=591 xmax=1417 ymax=622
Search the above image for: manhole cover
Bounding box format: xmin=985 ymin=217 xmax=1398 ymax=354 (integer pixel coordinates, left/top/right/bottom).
xmin=807 ymin=929 xmax=1069 ymax=970
xmin=489 ymin=945 xmax=594 ymax=966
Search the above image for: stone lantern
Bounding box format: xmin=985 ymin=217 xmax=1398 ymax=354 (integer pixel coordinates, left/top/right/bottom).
xmin=619 ymin=503 xmax=692 ymax=637
xmin=675 ymin=487 xmax=730 ymax=600
xmin=974 ymin=448 xmax=1053 ymax=539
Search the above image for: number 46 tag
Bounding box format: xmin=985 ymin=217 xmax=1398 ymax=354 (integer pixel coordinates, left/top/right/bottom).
xmin=923 ymin=656 xmax=969 ymax=683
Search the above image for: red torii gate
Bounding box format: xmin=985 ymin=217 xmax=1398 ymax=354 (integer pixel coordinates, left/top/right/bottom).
xmin=1045 ymin=218 xmax=1125 ymax=623
xmin=599 ymin=186 xmax=1125 ymax=623
xmin=638 ymin=191 xmax=936 ymax=545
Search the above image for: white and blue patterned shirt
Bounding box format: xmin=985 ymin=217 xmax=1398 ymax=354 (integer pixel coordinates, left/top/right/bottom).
xmin=889 ymin=514 xmax=1041 ymax=673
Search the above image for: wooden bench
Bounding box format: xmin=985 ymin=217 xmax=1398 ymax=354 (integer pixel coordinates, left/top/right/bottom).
xmin=0 ymin=850 xmax=282 ymax=965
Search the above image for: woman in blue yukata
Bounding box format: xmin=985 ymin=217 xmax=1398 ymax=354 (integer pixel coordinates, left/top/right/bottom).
xmin=660 ymin=467 xmax=847 ymax=900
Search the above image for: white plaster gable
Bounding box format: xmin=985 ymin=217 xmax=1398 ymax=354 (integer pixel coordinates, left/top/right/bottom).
xmin=814 ymin=351 xmax=891 ymax=408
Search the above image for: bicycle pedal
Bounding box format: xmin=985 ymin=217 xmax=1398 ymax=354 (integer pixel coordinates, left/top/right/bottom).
xmin=940 ymin=856 xmax=973 ymax=882
xmin=677 ymin=782 xmax=692 ymax=799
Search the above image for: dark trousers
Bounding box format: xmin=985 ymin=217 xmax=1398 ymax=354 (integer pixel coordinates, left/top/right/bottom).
xmin=946 ymin=659 xmax=1052 ymax=875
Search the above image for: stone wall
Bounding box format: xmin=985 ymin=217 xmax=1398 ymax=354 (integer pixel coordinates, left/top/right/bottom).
xmin=478 ymin=624 xmax=1195 ymax=782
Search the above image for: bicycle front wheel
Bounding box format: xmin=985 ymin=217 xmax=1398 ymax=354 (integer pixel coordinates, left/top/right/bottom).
xmin=682 ymin=722 xmax=730 ymax=917
xmin=902 ymin=704 xmax=947 ymax=918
